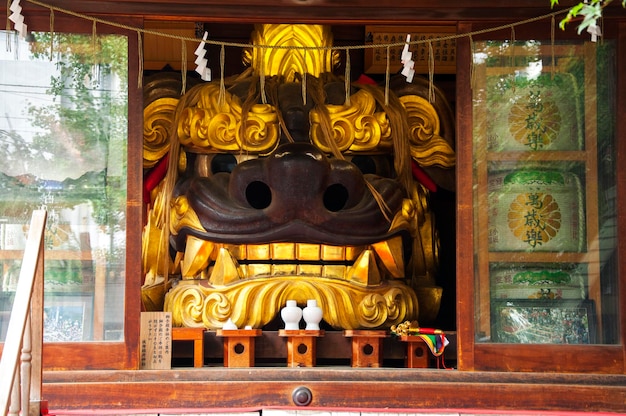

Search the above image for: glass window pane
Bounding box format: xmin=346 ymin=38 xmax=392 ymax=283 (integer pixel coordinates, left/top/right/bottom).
xmin=0 ymin=31 xmax=128 ymax=342
xmin=472 ymin=40 xmax=618 ymax=345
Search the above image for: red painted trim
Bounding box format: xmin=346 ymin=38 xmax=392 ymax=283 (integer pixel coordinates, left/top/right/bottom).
xmin=49 ymin=407 xmax=624 ymax=416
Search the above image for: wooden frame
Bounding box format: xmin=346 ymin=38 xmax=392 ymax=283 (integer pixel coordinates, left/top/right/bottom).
xmin=0 ymin=2 xmax=624 ymax=412
xmin=364 ymin=25 xmax=457 ymax=74
xmin=0 ymin=14 xmax=143 ymax=370
xmin=473 ymin=41 xmax=600 ymax=337
xmin=456 ymin=20 xmax=626 ymax=374
xmin=16 ymin=1 xmax=626 ymax=24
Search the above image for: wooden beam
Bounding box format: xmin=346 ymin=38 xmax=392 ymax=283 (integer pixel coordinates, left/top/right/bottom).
xmin=41 ymin=368 xmax=626 ymax=412
xmin=19 ymin=0 xmax=626 ymax=24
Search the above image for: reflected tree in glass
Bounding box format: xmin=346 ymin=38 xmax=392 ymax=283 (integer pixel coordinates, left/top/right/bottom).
xmin=0 ymin=31 xmax=128 ymax=342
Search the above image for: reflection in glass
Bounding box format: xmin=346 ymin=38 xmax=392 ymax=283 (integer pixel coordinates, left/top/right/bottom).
xmin=472 ymin=40 xmax=618 ymax=344
xmin=0 ymin=31 xmax=128 ymax=342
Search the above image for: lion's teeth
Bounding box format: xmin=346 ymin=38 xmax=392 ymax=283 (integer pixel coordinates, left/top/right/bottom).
xmin=322 ymin=264 xmax=347 ymax=279
xmin=246 ymin=263 xmax=271 ymax=277
xmin=197 ymin=239 xmax=399 ymax=282
xmin=321 ymin=245 xmax=345 ymax=261
xmin=271 ymin=243 xmax=296 ymax=260
xmin=371 ymin=235 xmax=404 ymax=278
xmin=297 ymin=243 xmax=321 ymax=261
xmin=345 ymin=245 xmax=366 ymax=261
xmin=271 ymin=263 xmax=297 ymax=275
xmin=247 ymin=244 xmax=271 ymax=260
xmin=222 ymin=242 xmax=370 ymax=263
xmin=223 ymin=243 xmax=245 ymax=260
xmin=346 ymin=249 xmax=381 ymax=286
xmin=182 ymin=236 xmax=214 ymax=278
xmin=297 ymin=264 xmax=323 ymax=276
xmin=209 ymin=247 xmax=243 ymax=285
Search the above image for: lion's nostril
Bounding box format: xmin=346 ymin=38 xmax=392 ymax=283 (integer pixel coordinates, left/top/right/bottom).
xmin=246 ymin=180 xmax=272 ymax=209
xmin=323 ymin=183 xmax=349 ymax=212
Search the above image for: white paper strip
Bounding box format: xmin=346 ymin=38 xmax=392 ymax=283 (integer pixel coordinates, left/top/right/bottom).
xmin=400 ymin=34 xmax=415 ymax=83
xmin=9 ymin=0 xmax=28 ymax=39
xmin=194 ymin=31 xmax=211 ymax=81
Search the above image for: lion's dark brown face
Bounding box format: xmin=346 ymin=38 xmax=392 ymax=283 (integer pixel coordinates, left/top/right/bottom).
xmin=173 ymin=141 xmax=407 ymax=247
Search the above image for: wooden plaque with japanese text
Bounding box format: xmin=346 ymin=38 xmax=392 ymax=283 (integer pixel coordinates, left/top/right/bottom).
xmin=140 ymin=311 xmax=172 ymax=370
xmin=364 ymin=26 xmax=457 ymax=74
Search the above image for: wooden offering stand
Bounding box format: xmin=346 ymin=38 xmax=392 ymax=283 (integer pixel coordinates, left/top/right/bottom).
xmin=399 ymin=335 xmax=429 ymax=368
xmin=215 ymin=328 xmax=263 ymax=367
xmin=171 ymin=327 xmax=205 ymax=368
xmin=278 ymin=329 xmax=325 ymax=367
xmin=343 ymin=330 xmax=387 ymax=368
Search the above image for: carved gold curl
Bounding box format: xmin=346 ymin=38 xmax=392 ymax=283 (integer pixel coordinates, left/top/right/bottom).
xmin=400 ymin=95 xmax=456 ymax=169
xmin=176 ymin=84 xmax=279 ymax=154
xmin=169 ymin=195 xmax=204 ymax=236
xmin=164 ymin=276 xmax=418 ymax=329
xmin=310 ymin=89 xmax=391 ymax=153
xmin=171 ymin=286 xmax=207 ymax=327
xmin=237 ymin=104 xmax=280 ymax=152
xmin=143 ymin=97 xmax=179 ymax=169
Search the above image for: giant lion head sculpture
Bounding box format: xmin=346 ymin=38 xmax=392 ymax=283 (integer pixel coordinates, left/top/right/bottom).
xmin=141 ymin=24 xmax=455 ymax=330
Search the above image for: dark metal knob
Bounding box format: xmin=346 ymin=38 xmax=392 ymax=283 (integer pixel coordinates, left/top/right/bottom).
xmin=292 ymin=386 xmax=313 ymax=406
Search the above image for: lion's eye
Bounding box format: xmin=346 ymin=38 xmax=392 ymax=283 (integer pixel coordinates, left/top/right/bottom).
xmin=346 ymin=155 xmax=394 ymax=178
xmin=211 ymin=154 xmax=238 ymax=174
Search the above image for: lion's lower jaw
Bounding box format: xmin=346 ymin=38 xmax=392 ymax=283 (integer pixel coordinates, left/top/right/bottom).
xmin=163 ymin=276 xmax=419 ymax=330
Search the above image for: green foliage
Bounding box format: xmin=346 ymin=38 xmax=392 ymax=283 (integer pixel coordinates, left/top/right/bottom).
xmin=28 ymin=33 xmax=127 ymax=165
xmin=552 ymin=0 xmax=626 ymax=32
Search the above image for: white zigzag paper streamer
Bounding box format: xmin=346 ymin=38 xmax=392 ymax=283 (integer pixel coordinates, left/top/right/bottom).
xmin=9 ymin=0 xmax=28 ymax=39
xmin=587 ymin=23 xmax=601 ymax=42
xmin=400 ymin=34 xmax=415 ymax=83
xmin=194 ymin=31 xmax=211 ymax=81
